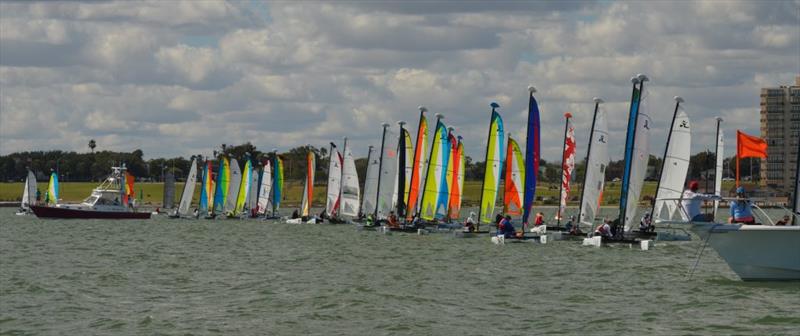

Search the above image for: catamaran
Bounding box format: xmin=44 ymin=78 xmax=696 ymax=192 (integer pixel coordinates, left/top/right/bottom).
xmin=16 ymin=170 xmax=37 ymax=215
xmin=339 ymin=138 xmax=361 ymax=220
xmin=170 ymin=157 xmax=198 ymax=218
xmin=286 ymin=151 xmax=316 ymax=224
xmin=476 ymin=103 xmax=504 ymax=234
xmin=31 ymin=166 xmax=149 ymax=219
xmin=577 ymin=98 xmax=609 ymax=233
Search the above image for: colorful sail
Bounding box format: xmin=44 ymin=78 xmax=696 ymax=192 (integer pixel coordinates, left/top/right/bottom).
xmin=177 ymin=158 xmax=198 ymax=216
xmin=377 ymin=124 xmax=399 ymax=218
xmin=272 ymin=156 xmax=283 ymax=213
xmin=326 ymin=145 xmax=342 ymax=217
xmin=226 ymin=159 xmax=241 ymax=215
xmin=578 ymin=99 xmax=609 ymax=227
xmin=557 ymin=115 xmax=576 ymax=221
xmin=258 ymin=161 xmax=272 ymax=215
xmin=362 ymin=146 xmax=379 ymax=216
xmin=46 ymin=171 xmax=59 ymax=205
xmin=340 ymin=142 xmax=361 ymax=217
xmin=619 ymin=79 xmax=643 ymax=230
xmin=395 ymin=125 xmax=413 ymax=217
xmin=503 ymin=136 xmax=525 ymax=216
xmin=300 ymin=152 xmax=315 ymax=217
xmin=421 ymin=117 xmax=450 ymax=221
xmin=444 ymin=129 xmax=456 ymax=216
xmin=653 ymin=108 xmax=691 ymax=222
xmin=522 ymin=89 xmax=540 ymax=225
xmin=199 ymin=161 xmax=212 ymax=213
xmin=406 ymin=111 xmax=428 ymax=220
xmin=234 ymin=158 xmax=252 ymax=215
xmin=478 ymin=105 xmax=504 ymax=224
xmin=448 ymin=135 xmax=465 ymax=219
xmin=212 ymin=157 xmax=230 ymax=214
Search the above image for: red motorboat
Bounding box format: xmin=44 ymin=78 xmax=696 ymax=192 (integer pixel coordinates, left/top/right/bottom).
xmin=31 ymin=166 xmax=151 ymax=220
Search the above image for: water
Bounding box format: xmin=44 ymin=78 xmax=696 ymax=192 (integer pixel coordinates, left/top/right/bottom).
xmin=1 ymin=207 xmax=798 ymax=335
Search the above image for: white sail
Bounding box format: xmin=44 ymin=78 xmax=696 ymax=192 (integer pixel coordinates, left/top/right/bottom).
xmin=377 ymin=127 xmax=399 ymax=218
xmin=362 ymin=147 xmax=379 ymax=216
xmin=258 ymin=162 xmax=272 ymax=215
xmin=579 ymin=108 xmax=609 ymax=227
xmin=340 ymin=145 xmax=360 ymax=217
xmin=21 ymin=170 xmax=37 ymax=211
xmin=247 ymin=166 xmax=259 ymax=213
xmin=714 ymin=127 xmax=724 ymax=216
xmin=326 ymin=150 xmax=342 ymax=217
xmin=226 ymin=158 xmax=241 ymax=214
xmin=653 ymin=111 xmax=691 ymax=222
xmin=624 ymin=112 xmax=652 ymax=231
xmin=177 ymin=158 xmax=198 ymax=216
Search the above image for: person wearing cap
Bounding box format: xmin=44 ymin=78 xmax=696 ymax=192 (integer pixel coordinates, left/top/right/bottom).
xmin=729 ymin=187 xmax=756 ymax=224
xmin=681 ymin=180 xmax=721 ymax=222
xmin=463 ymin=212 xmax=476 ymax=232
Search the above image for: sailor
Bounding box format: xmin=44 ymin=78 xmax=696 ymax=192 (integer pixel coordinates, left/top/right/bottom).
xmin=193 ymin=208 xmax=199 ymax=218
xmin=775 ymin=215 xmax=791 ymax=226
xmin=411 ymin=214 xmax=422 ymax=228
xmin=35 ymin=189 xmax=41 ymax=203
xmin=534 ymin=212 xmax=545 ymax=226
xmin=564 ymin=215 xmax=576 ymax=232
xmin=495 ymin=213 xmax=504 ymax=227
xmin=498 ymin=215 xmax=516 ymax=238
xmin=387 ymin=211 xmax=400 ymax=228
xmin=681 ymin=181 xmax=721 ymax=222
xmin=639 ymin=213 xmax=652 ymax=232
xmin=594 ymin=220 xmax=613 ymax=238
xmin=291 ymin=209 xmax=300 ymax=219
xmin=729 ymin=187 xmax=756 ymax=224
xmin=464 ymin=212 xmax=476 ymax=232
xmin=366 ymin=213 xmax=375 ymax=227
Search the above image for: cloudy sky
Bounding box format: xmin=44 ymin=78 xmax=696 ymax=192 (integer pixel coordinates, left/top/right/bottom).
xmin=1 ymin=1 xmax=798 ymax=162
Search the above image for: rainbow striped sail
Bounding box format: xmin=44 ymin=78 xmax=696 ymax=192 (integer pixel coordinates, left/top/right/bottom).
xmin=504 ymin=136 xmax=525 ymax=216
xmin=234 ymin=159 xmax=252 ymax=215
xmin=212 ymin=156 xmax=229 ymax=214
xmin=46 ymin=171 xmax=59 ymax=205
xmin=199 ymin=161 xmax=213 ymax=213
xmin=478 ymin=105 xmax=504 ymax=224
xmin=396 ymin=125 xmax=414 ymax=217
xmin=420 ymin=117 xmax=449 ymax=221
xmin=522 ymin=88 xmax=541 ymax=225
xmin=300 ymin=152 xmax=315 ymax=217
xmin=448 ymin=135 xmax=465 ymax=219
xmin=406 ymin=111 xmax=428 ymax=220
xmin=272 ymin=156 xmax=284 ymax=213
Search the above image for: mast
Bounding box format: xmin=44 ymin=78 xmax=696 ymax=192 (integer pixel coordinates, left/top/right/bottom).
xmin=397 ymin=121 xmax=407 ymax=217
xmin=374 ymin=123 xmax=390 ymax=219
xmin=618 ymin=74 xmax=647 ymax=236
xmin=407 ymin=106 xmax=427 ymax=220
xmin=417 ymin=113 xmax=444 ymax=219
xmin=556 ymin=112 xmax=572 ymax=227
xmin=578 ymin=98 xmax=603 ymax=226
xmin=359 ymin=145 xmax=373 ymax=217
xmin=649 ymin=96 xmax=683 ymax=219
xmin=477 ymin=104 xmax=498 ymax=232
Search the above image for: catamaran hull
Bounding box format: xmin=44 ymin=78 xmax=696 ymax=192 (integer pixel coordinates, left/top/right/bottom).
xmin=692 ymin=224 xmax=800 ymax=281
xmin=31 ymin=205 xmax=151 ymax=219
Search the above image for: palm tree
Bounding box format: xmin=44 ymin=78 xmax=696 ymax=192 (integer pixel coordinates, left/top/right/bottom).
xmin=88 ymin=139 xmax=96 ymax=153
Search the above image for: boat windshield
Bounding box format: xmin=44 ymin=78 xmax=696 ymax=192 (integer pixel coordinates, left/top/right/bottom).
xmin=83 ymin=195 xmax=99 ymax=205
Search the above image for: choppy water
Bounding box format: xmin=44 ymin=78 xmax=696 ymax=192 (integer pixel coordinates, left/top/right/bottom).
xmin=1 ymin=207 xmax=798 ymax=335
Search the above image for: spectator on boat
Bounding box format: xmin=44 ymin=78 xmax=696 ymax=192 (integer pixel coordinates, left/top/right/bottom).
xmin=729 ymin=187 xmax=756 ymax=224
xmin=775 ymin=215 xmax=791 ymax=226
xmin=464 ymin=212 xmax=476 ymax=232
xmin=387 ymin=211 xmax=400 ymax=228
xmin=639 ymin=213 xmax=653 ymax=232
xmin=594 ymin=220 xmax=613 ymax=238
xmin=681 ymin=181 xmax=721 ymax=222
xmin=498 ymin=215 xmax=516 ymax=238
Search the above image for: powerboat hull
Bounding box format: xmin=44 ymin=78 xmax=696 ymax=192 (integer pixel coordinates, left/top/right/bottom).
xmin=31 ymin=205 xmax=151 ymax=219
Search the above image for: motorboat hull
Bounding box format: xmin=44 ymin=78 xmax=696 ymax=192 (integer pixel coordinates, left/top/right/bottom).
xmin=30 ymin=205 xmax=151 ymax=219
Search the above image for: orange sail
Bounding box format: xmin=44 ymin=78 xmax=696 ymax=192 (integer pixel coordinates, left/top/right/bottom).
xmin=503 ymin=137 xmax=525 ymax=215
xmin=406 ymin=111 xmax=428 ymax=220
xmin=448 ymin=135 xmax=463 ymax=219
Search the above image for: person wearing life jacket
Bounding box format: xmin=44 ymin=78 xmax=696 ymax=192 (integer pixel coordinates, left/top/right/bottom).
xmin=594 ymin=220 xmax=613 ymax=238
xmin=534 ymin=212 xmax=545 ymax=226
xmin=464 ymin=212 xmax=476 ymax=232
xmin=729 ymin=187 xmax=756 ymax=224
xmin=497 ymin=215 xmax=516 ymax=238
xmin=681 ymin=180 xmax=721 ymax=222
xmin=387 ymin=211 xmax=400 ymax=228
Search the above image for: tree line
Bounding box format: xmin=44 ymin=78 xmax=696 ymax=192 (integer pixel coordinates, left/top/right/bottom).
xmin=1 ymin=143 xmax=759 ymax=185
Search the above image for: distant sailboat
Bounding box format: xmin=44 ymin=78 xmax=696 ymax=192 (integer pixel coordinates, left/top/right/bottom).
xmin=361 ymin=146 xmax=378 ymax=217
xmin=325 ymin=143 xmax=342 ymax=218
xmin=211 ymin=156 xmax=229 ymax=216
xmin=300 ymin=151 xmax=316 ymax=218
xmin=477 ymin=104 xmax=504 ymax=229
xmin=556 ymin=113 xmax=576 ymax=225
xmin=247 ymin=162 xmax=259 ymax=216
xmin=163 ymin=172 xmax=176 ymax=210
xmin=17 ymin=170 xmax=37 ymax=215
xmin=618 ymin=74 xmax=651 ymax=233
xmin=376 ymin=123 xmax=399 ymax=219
xmin=226 ymin=158 xmax=241 ymax=216
xmin=652 ymin=97 xmax=691 ymax=223
xmin=271 ymin=155 xmax=284 ymax=216
xmin=713 ymin=117 xmax=724 ymax=219
xmin=258 ymin=160 xmax=272 ymax=216
xmin=395 ymin=122 xmax=414 ymax=218
xmin=198 ymin=160 xmax=213 ymax=215
xmin=46 ymin=171 xmax=59 ymax=206
xmin=233 ymin=158 xmax=252 ymax=217
xmin=420 ymin=115 xmax=449 ymax=221
xmin=503 ymin=135 xmax=524 ymax=216
xmin=578 ymin=98 xmax=609 ymax=230
xmin=172 ymin=157 xmax=198 ymax=218
xmin=448 ymin=135 xmax=465 ymax=220
xmin=405 ymin=107 xmax=428 ymax=220
xmin=522 ymin=86 xmax=541 ymax=227
xmin=340 ymin=138 xmax=361 ymax=218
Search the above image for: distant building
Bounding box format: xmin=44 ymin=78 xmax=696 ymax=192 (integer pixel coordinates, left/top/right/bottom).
xmin=760 ymin=76 xmax=800 ymax=193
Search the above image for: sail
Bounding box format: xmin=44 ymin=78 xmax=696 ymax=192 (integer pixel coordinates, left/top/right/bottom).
xmin=443 ymin=131 xmax=456 ymax=216
xmin=503 ymin=136 xmax=525 ymax=216
xmin=234 ymin=159 xmax=252 ymax=215
xmin=247 ymin=164 xmax=259 ymax=214
xmin=124 ymin=171 xmax=135 ymax=206
xmin=46 ymin=171 xmax=58 ymax=205
xmin=558 ymin=117 xmax=576 ymax=220
xmin=163 ymin=172 xmax=176 ymax=209
xmin=522 ymin=91 xmax=541 ymax=224
xmin=300 ymin=152 xmax=315 ymax=217
xmin=478 ymin=110 xmax=504 ymax=224
xmin=362 ymin=147 xmax=379 ymax=216
xmin=226 ymin=159 xmax=241 ymax=214
xmin=653 ymin=110 xmax=691 ymax=222
xmin=272 ymin=156 xmax=283 ymax=212
xmin=258 ymin=161 xmax=272 ymax=215
xmin=199 ymin=162 xmax=210 ymax=212
xmin=377 ymin=126 xmax=399 ymax=218
xmin=713 ymin=125 xmax=724 ymax=216
xmin=406 ymin=114 xmax=428 ymax=220
xmin=448 ymin=136 xmax=464 ymax=219
xmin=21 ymin=170 xmax=36 ymax=210
xmin=395 ymin=127 xmax=413 ymax=217
xmin=326 ymin=148 xmax=343 ymax=217
xmin=212 ymin=157 xmax=229 ymax=213
xmin=420 ymin=120 xmax=450 ymax=220
xmin=340 ymin=144 xmax=361 ymax=217
xmin=579 ymin=106 xmax=609 ymax=227
xmin=623 ymin=105 xmax=652 ymax=231
xmin=177 ymin=158 xmax=198 ymax=216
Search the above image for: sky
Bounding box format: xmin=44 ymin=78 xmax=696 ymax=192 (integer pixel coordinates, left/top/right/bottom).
xmin=1 ymin=1 xmax=798 ymax=162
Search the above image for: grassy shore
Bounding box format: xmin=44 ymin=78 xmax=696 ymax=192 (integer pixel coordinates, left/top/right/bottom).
xmin=0 ymin=180 xmax=741 ymax=207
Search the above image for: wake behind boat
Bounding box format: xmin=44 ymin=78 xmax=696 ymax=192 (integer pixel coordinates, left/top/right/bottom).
xmin=31 ymin=166 xmax=150 ymax=220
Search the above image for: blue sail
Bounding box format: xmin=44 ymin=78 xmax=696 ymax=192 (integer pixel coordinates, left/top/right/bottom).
xmin=619 ymin=86 xmax=642 ymax=222
xmin=522 ymin=91 xmax=540 ymax=224
xmin=199 ymin=162 xmax=209 ymax=212
xmin=435 ymin=127 xmax=451 ymax=219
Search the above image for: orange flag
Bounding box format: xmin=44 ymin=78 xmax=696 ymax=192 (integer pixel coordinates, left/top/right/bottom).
xmin=736 ymin=130 xmax=767 ymax=187
xmin=736 ymin=130 xmax=767 ymax=159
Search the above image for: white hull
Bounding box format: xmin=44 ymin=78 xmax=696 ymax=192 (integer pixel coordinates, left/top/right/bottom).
xmin=692 ymin=224 xmax=800 ymax=281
